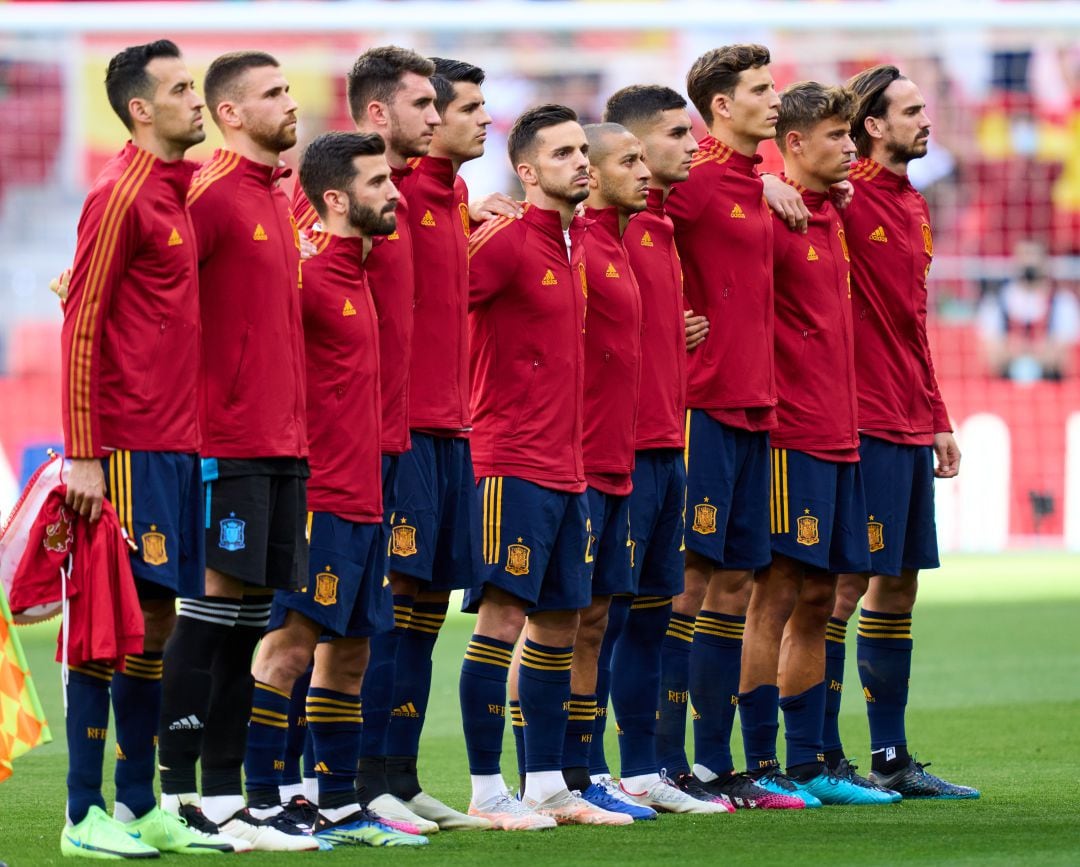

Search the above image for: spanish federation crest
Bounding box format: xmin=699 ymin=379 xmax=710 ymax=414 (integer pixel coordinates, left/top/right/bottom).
xmin=314 ymin=569 xmax=339 ymax=606
xmin=392 ymin=519 xmax=417 ymax=557
xmin=43 ymin=506 xmax=74 ymax=554
xmin=692 ymin=499 xmax=717 ymax=535
xmin=796 ymin=510 xmax=820 ymax=546
xmin=141 ymin=524 xmax=168 ymax=566
xmin=921 ymin=222 xmax=934 ymax=255
xmin=459 ymin=202 xmax=471 ymax=238
xmin=219 ymin=513 xmax=246 ymax=551
xmin=506 ymin=538 xmax=531 ymax=576
xmin=867 ymin=516 xmax=885 ymax=553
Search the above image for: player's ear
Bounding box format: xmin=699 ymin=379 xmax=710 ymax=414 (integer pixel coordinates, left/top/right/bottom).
xmin=128 ymin=96 xmax=153 ymax=127
xmin=864 ymin=114 xmax=884 ymax=141
xmin=515 ymin=162 xmax=537 ymax=188
xmin=367 ymin=100 xmax=390 ymax=130
xmin=215 ymin=99 xmax=243 ymax=131
xmin=587 ymin=163 xmax=600 ymax=190
xmin=711 ymin=91 xmax=731 ymax=122
xmin=787 ymin=129 xmax=802 ymax=154
xmin=323 ymin=189 xmax=347 ymax=217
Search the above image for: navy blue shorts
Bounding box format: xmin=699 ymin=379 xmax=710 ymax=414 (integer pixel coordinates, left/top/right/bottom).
xmin=101 ymin=450 xmax=204 ymax=599
xmin=628 ymin=449 xmax=685 ymax=597
xmin=586 ymin=488 xmax=632 ymax=596
xmin=386 ymin=434 xmax=480 ymax=591
xmin=769 ymin=448 xmax=871 ymax=574
xmin=463 ymin=477 xmax=590 ymax=614
xmin=684 ymin=411 xmax=772 ymax=570
xmin=858 ymin=436 xmax=939 ymax=577
xmin=269 ymin=512 xmax=392 ymax=638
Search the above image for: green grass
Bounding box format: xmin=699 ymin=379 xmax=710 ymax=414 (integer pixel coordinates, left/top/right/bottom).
xmin=2 ymin=552 xmax=1079 ymax=865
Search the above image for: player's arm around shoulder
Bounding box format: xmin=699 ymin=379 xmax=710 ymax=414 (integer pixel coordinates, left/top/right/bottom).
xmin=468 ymin=213 xmax=523 ymax=308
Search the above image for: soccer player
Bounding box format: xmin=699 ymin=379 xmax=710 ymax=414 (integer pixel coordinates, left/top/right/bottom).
xmin=58 ymin=38 xmax=239 ymax=858
xmin=739 ymin=80 xmax=894 ymax=806
xmin=459 ymin=104 xmax=629 ymax=829
xmin=375 ymin=57 xmax=494 ymax=832
xmin=240 ymin=130 xmax=427 ymax=848
xmin=660 ymin=44 xmax=804 ymax=809
xmin=598 ymin=85 xmax=732 ymax=812
xmin=823 ymin=66 xmax=978 ymax=799
xmin=156 ymin=51 xmax=315 ymax=850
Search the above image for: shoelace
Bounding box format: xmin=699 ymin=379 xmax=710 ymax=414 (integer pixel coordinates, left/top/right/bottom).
xmin=496 ymin=793 xmax=536 ymax=815
xmin=758 ymin=768 xmax=798 ymax=791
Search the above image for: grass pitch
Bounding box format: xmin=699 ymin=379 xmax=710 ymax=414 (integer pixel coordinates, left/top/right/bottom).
xmin=1 ymin=552 xmax=1078 ymax=865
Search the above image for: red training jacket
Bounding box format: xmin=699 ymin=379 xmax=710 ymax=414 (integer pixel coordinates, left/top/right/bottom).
xmin=468 ymin=204 xmax=586 ymax=492
xmin=623 ymin=188 xmax=686 ymax=451
xmin=61 ymin=142 xmax=200 ymax=458
xmin=188 ymin=150 xmax=306 ymax=459
xmin=397 ymin=156 xmax=471 ymax=434
xmin=582 ymin=206 xmax=642 ymax=495
xmin=771 ymin=181 xmax=859 ymax=461
xmin=301 ymin=231 xmax=382 ymax=522
xmin=667 ymin=137 xmax=777 ymax=431
xmin=845 ymin=159 xmax=950 ymax=445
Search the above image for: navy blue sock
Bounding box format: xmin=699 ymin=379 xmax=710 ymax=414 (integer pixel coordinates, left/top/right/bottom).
xmin=858 ymin=608 xmax=913 ymax=773
xmin=459 ymin=634 xmax=513 ymax=775
xmin=66 ymin=663 xmax=113 ymax=824
xmin=519 ymin=640 xmax=572 ymax=772
xmin=781 ymin=682 xmax=827 ymax=775
xmin=562 ymin=693 xmax=597 ymax=789
xmin=655 ymin=611 xmax=694 ymax=774
xmin=307 ymin=688 xmax=363 ymax=810
xmin=282 ymin=666 xmax=312 ymax=789
xmin=611 ymin=596 xmax=671 ymax=777
xmin=739 ymin=684 xmax=780 ymax=773
xmin=509 ymin=699 xmax=526 ymax=782
xmin=111 ymin=652 xmax=162 ymax=819
xmin=359 ymin=594 xmax=411 ymax=760
xmin=690 ymin=611 xmax=744 ymax=775
xmin=588 ymin=597 xmax=627 ymax=776
xmin=386 ymin=600 xmax=446 ymax=762
xmin=823 ymin=617 xmax=848 ymax=766
xmin=244 ymin=681 xmax=291 ymax=807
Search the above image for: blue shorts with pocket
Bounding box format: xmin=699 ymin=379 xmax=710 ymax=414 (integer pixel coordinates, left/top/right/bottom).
xmin=586 ymin=487 xmax=632 ymax=596
xmin=628 ymin=448 xmax=685 ymax=597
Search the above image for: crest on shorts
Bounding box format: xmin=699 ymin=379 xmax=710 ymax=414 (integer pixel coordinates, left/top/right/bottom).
xmin=506 ymin=538 xmax=531 ymax=576
xmin=219 ymin=514 xmax=246 ymax=551
xmin=43 ymin=506 xmax=74 ymax=554
xmin=692 ymin=499 xmax=717 ymax=535
xmin=921 ymin=223 xmax=934 ymax=256
xmin=141 ymin=524 xmax=168 ymax=566
xmin=391 ymin=519 xmax=417 ymax=557
xmin=314 ymin=569 xmax=339 ymax=606
xmin=796 ymin=510 xmax=820 ymax=546
xmin=867 ymin=516 xmax=885 ymax=553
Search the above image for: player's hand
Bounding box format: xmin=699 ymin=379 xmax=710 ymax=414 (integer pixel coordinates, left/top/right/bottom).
xmin=298 ymin=230 xmax=318 ymax=260
xmin=65 ymin=457 xmax=106 ymax=522
xmin=49 ymin=267 xmax=72 ymax=304
xmin=685 ymin=308 xmax=709 ymax=351
xmin=762 ymin=173 xmax=810 ymax=233
xmin=830 ymin=180 xmax=854 ymax=209
xmin=469 ymin=193 xmax=523 ymax=223
xmin=933 ymin=432 xmax=961 ymax=478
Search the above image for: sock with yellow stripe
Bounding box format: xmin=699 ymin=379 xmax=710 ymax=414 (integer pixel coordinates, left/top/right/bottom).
xmin=385 ymin=600 xmax=447 ymax=799
xmin=307 ymin=688 xmax=364 ymax=810
xmin=588 ymin=597 xmax=628 ymax=777
xmin=655 ymin=611 xmax=695 ymax=774
xmin=519 ymin=640 xmax=573 ymax=773
xmin=66 ymin=664 xmax=113 ymax=824
xmin=357 ymin=594 xmax=412 ymax=800
xmin=690 ymin=611 xmax=744 ymax=775
xmin=562 ymin=694 xmax=597 ymax=792
xmin=111 ymin=652 xmax=162 ymax=819
xmin=459 ymin=634 xmax=513 ymax=775
xmin=509 ymin=699 xmax=526 ymax=791
xmin=611 ymin=596 xmax=671 ymax=777
xmin=244 ymin=680 xmax=291 ymax=808
xmin=823 ymin=617 xmax=848 ymax=767
xmin=857 ymin=608 xmax=913 ymax=774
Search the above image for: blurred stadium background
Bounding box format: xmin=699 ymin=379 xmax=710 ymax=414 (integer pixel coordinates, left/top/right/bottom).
xmin=1 ymin=0 xmax=1079 ymax=555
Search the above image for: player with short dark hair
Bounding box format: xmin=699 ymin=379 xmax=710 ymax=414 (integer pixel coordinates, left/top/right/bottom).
xmin=660 ymin=45 xmax=807 ymax=810
xmin=239 ymin=130 xmax=426 ymax=848
xmin=59 ymin=38 xmax=241 ymax=857
xmin=824 ymin=66 xmax=977 ymax=801
xmin=375 ymin=56 xmax=495 ymax=832
xmin=741 ymin=80 xmax=895 ymax=806
xmin=459 ymin=104 xmax=629 ymax=830
xmin=155 ymin=50 xmax=318 ymax=851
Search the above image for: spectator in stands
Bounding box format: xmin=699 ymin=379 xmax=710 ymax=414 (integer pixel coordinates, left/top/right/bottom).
xmin=976 ymin=239 xmax=1080 ymax=380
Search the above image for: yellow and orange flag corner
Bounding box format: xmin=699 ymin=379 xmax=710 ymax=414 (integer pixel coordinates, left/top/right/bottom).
xmin=0 ymin=582 xmax=51 ymax=782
